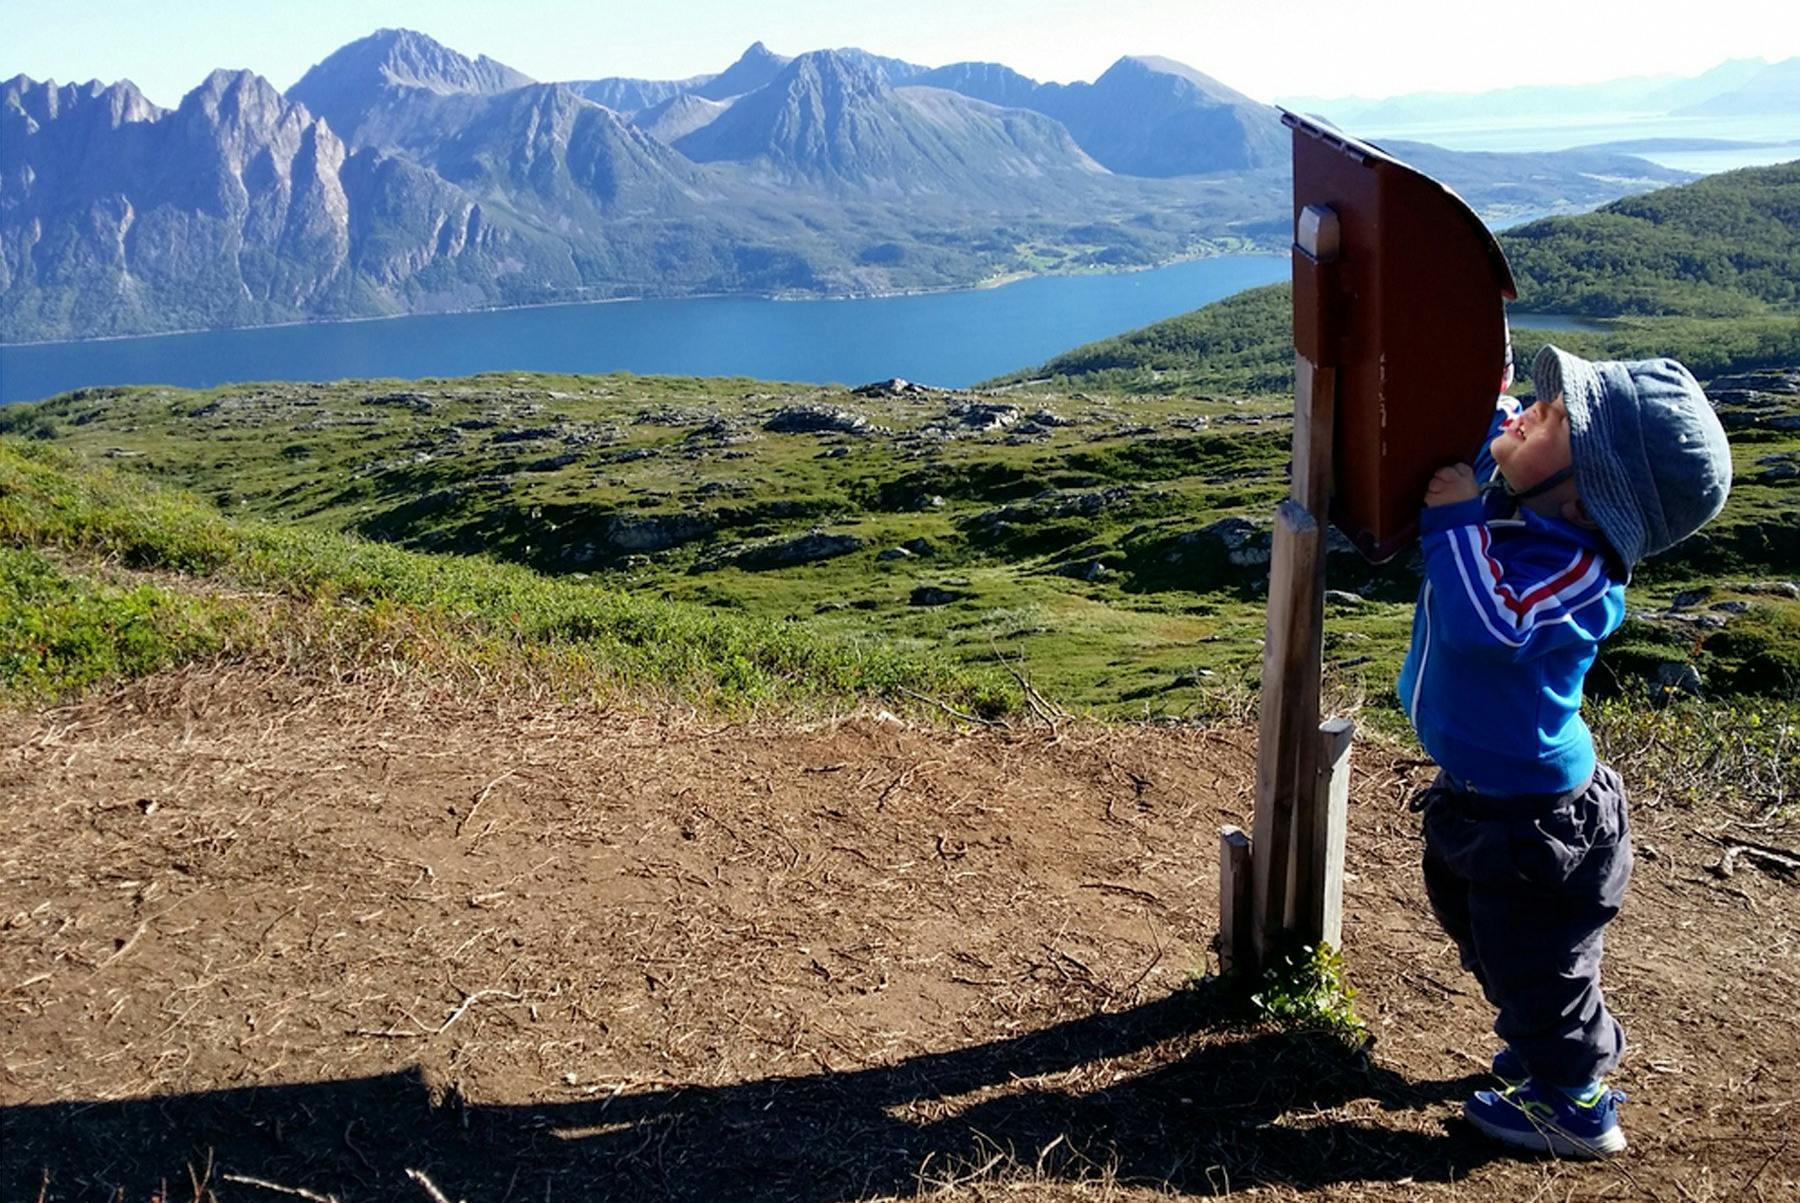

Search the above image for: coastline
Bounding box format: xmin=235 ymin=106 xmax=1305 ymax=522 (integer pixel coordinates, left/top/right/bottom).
xmin=0 ymin=246 xmax=1279 ymax=351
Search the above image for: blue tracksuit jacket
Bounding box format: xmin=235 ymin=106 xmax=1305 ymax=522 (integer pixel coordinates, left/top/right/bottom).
xmin=1397 ymin=398 xmax=1627 ymax=795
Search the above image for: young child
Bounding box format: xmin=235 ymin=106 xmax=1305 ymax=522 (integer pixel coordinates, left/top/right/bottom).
xmin=1397 ymin=342 xmax=1732 ymax=1158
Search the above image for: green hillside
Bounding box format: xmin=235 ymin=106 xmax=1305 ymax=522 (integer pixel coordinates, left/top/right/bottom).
xmin=6 ymin=363 xmax=1797 ymax=719
xmin=0 ymin=438 xmax=1011 ymax=715
xmin=993 ymin=159 xmax=1800 ymax=397
xmin=1506 ymin=161 xmax=1800 ymax=317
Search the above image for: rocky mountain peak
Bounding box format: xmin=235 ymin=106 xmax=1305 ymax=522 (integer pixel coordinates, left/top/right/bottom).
xmin=632 ymin=91 xmax=732 ymax=143
xmin=182 ymin=69 xmax=297 ymax=126
xmin=302 ymin=28 xmax=534 ymax=96
xmin=779 ymin=50 xmax=889 ymax=102
xmin=1 ymin=76 xmax=164 ymax=131
xmin=169 ymin=68 xmax=338 ymax=187
xmin=912 ymin=61 xmax=1042 ymax=109
xmin=691 ymin=40 xmax=793 ymax=101
xmin=289 ymin=28 xmax=533 ymax=145
xmin=1103 ymin=56 xmax=1260 ymax=107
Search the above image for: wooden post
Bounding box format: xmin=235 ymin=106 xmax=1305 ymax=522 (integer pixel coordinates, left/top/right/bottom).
xmin=1304 ymin=717 xmax=1354 ymax=949
xmin=1218 ymin=826 xmax=1253 ymax=975
xmin=1248 ymin=204 xmax=1351 ymax=970
xmin=1249 ymin=500 xmax=1323 ymax=964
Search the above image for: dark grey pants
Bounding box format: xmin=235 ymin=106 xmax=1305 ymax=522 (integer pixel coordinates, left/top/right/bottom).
xmin=1418 ymin=763 xmax=1633 ymax=1087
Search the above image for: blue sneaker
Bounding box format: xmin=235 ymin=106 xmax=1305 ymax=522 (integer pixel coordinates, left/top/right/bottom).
xmin=1492 ymin=1046 xmax=1527 ymax=1087
xmin=1465 ymin=1080 xmax=1627 ymax=1159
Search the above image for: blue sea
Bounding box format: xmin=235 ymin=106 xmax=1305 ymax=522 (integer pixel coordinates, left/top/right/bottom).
xmin=0 ymin=256 xmax=1290 ymax=405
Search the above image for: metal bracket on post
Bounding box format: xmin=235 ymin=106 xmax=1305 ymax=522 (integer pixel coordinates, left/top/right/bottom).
xmin=1235 ymin=204 xmax=1354 ymax=975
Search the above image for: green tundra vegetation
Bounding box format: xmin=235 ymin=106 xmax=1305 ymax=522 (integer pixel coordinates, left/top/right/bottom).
xmin=3 ymin=360 xmax=1795 ymax=719
xmin=0 ymin=438 xmax=1014 ymax=715
xmin=1505 ymin=161 xmax=1800 ymax=317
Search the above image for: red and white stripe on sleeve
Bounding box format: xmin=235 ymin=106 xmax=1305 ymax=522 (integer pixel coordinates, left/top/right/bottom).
xmin=1442 ymin=526 xmax=1612 ymax=648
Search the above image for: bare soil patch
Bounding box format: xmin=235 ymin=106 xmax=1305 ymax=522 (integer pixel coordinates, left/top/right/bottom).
xmin=2 ymin=668 xmax=1795 ymax=1201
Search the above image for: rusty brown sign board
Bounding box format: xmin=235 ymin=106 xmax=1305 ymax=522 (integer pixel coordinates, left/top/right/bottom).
xmin=1280 ymin=110 xmax=1516 ymax=562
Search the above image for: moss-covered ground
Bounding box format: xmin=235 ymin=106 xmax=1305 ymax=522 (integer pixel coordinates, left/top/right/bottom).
xmin=5 ymin=362 xmax=1796 ymax=726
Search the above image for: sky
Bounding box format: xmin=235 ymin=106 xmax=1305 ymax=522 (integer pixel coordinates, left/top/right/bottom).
xmin=7 ymin=0 xmax=1798 ymax=110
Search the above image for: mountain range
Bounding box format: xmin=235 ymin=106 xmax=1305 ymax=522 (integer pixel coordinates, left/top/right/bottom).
xmin=1 ymin=28 xmax=1694 ymax=343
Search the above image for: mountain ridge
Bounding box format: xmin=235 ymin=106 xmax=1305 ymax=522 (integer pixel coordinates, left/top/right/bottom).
xmin=0 ymin=27 xmax=1706 ymax=342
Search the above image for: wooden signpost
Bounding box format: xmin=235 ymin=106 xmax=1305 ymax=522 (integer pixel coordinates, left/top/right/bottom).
xmin=1219 ymin=113 xmax=1517 ymax=975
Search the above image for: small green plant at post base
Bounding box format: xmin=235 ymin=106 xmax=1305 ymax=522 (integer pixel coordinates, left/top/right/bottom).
xmin=1247 ymin=941 xmax=1367 ymax=1043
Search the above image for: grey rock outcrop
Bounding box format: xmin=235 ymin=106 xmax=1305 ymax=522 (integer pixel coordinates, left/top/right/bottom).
xmin=764 ymin=405 xmax=869 ymax=434
xmin=910 ymin=584 xmax=969 ymax=606
xmin=713 ymin=529 xmax=864 ymax=570
xmin=605 ymin=512 xmax=716 ymax=552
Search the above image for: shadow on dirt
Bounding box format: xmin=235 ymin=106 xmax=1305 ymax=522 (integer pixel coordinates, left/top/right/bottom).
xmin=4 ymin=989 xmax=1496 ymax=1201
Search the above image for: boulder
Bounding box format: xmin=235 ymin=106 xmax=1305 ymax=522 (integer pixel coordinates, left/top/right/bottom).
xmin=1653 ymin=661 xmax=1704 ymax=704
xmin=1191 ymin=516 xmax=1271 ymax=568
xmin=944 ymin=402 xmax=1022 ymax=431
xmin=764 ymin=405 xmax=870 ymax=434
xmin=1706 ymin=369 xmax=1800 ymax=431
xmin=493 ymin=425 xmax=560 ymax=444
xmin=853 ymin=377 xmax=933 ymax=397
xmin=717 ymin=530 xmax=865 ymax=571
xmin=910 ymin=584 xmax=969 ymax=606
xmin=1057 ymin=559 xmax=1113 ymax=582
xmin=605 ymin=512 xmax=717 ymax=552
xmin=965 ymin=486 xmax=1147 ymax=535
xmin=1160 ymin=515 xmax=1358 ymax=575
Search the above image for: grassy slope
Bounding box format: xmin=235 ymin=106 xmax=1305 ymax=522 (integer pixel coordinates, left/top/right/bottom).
xmin=0 ymin=440 xmax=1014 ymax=715
xmin=5 ymin=364 xmax=1796 ymax=720
xmin=1 ymin=377 xmax=1311 ymax=715
xmin=1505 ymin=161 xmax=1800 ymax=317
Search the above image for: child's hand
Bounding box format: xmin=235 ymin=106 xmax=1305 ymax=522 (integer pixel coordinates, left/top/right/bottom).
xmin=1425 ymin=464 xmax=1479 ymax=507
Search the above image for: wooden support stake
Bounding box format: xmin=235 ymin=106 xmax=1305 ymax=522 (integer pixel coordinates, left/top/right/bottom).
xmin=1250 ymin=499 xmax=1324 ymax=964
xmin=1302 ymin=717 xmax=1354 ymax=950
xmin=1218 ymin=826 xmax=1253 ymax=975
xmin=1248 ymin=203 xmax=1343 ymax=971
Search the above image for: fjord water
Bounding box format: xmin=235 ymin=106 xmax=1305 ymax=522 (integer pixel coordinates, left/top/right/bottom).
xmin=0 ymin=255 xmax=1287 ymax=405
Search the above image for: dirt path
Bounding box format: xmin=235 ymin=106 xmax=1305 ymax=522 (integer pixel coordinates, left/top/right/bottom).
xmin=2 ymin=668 xmax=1795 ymax=1201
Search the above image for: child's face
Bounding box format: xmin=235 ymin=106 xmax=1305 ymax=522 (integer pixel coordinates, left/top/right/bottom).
xmin=1491 ymin=393 xmax=1575 ymax=494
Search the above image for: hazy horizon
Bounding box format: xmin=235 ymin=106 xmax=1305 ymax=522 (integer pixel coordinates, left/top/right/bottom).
xmin=8 ymin=0 xmax=1799 ymax=112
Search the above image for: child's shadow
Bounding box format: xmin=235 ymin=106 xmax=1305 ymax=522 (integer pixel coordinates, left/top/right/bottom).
xmin=4 ymin=990 xmax=1496 ymax=1201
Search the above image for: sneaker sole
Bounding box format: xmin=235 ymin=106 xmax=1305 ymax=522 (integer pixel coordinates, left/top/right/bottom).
xmin=1465 ymin=1107 xmax=1627 ymax=1159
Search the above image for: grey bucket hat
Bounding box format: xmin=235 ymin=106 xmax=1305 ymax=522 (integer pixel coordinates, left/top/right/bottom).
xmin=1531 ymin=345 xmax=1732 ymax=568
